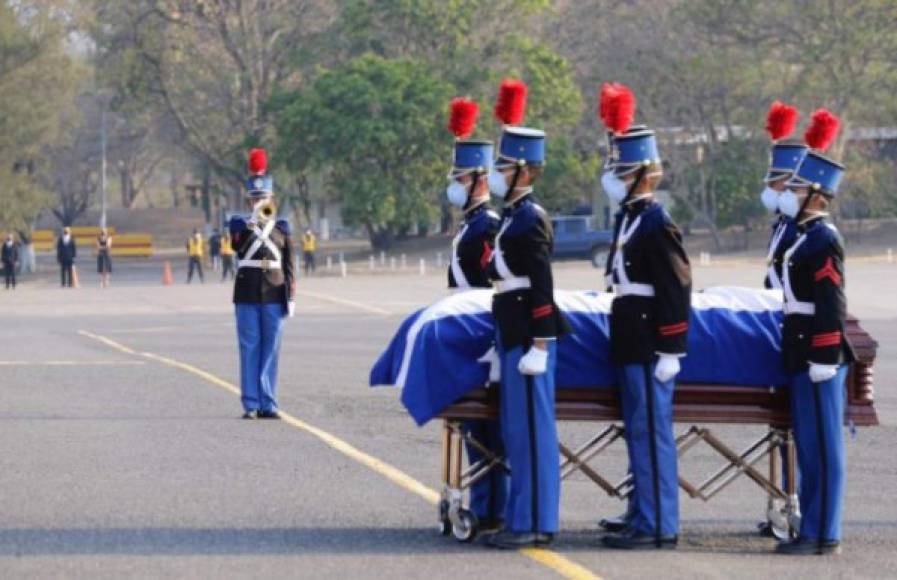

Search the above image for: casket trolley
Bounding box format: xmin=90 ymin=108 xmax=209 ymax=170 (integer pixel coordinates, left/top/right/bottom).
xmin=437 ymin=318 xmax=878 ymax=542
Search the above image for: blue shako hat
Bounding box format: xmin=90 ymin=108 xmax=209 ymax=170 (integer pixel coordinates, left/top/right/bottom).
xmin=605 ymin=124 xmax=647 ymax=170
xmin=611 ymin=128 xmax=660 ymax=177
xmin=786 ymin=151 xmax=845 ymax=196
xmin=245 ymin=175 xmax=273 ymax=197
xmin=452 ymin=140 xmax=493 ymax=175
xmin=246 ymin=148 xmax=273 ymax=198
xmin=765 ymin=142 xmax=809 ymax=183
xmin=496 ymin=126 xmax=546 ymax=167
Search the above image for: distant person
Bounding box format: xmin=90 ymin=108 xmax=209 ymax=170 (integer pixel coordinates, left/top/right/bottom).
xmin=220 ymin=232 xmax=235 ymax=281
xmin=186 ymin=229 xmax=204 ymax=283
xmin=56 ymin=227 xmax=77 ymax=288
xmin=96 ymin=228 xmax=113 ymax=288
xmin=301 ymin=229 xmax=316 ymax=275
xmin=209 ymin=228 xmax=222 ymax=272
xmin=2 ymin=233 xmax=18 ymax=290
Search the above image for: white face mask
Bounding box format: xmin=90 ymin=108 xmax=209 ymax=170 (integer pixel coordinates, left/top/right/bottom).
xmin=601 ymin=170 xmax=627 ymax=204
xmin=488 ymin=169 xmax=510 ymax=199
xmin=760 ymin=186 xmax=780 ymax=213
xmin=446 ymin=180 xmax=469 ymax=208
xmin=778 ymin=189 xmax=802 ymax=218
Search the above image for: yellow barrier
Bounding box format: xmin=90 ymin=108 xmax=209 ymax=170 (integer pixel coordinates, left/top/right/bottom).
xmin=102 ymin=234 xmax=153 ymax=258
xmin=32 ymin=229 xmax=150 ymax=257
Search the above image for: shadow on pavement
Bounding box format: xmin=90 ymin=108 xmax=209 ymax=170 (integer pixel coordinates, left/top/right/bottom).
xmin=0 ymin=527 xmax=485 ymax=556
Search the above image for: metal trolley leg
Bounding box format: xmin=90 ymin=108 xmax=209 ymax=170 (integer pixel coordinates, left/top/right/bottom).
xmin=438 ymin=420 xmax=505 ymax=542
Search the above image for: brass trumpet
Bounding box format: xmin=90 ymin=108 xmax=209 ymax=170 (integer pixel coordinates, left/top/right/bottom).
xmin=256 ymin=199 xmax=277 ymax=222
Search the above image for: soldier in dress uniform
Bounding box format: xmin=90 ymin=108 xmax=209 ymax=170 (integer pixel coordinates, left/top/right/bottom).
xmin=759 ymin=101 xmax=807 ymax=538
xmin=444 ymin=97 xmax=508 ymax=534
xmin=775 ymin=109 xmax=853 ymax=556
xmin=762 ymin=101 xmax=807 ymax=291
xmin=484 ymin=81 xmax=571 ymax=548
xmin=598 ymin=84 xmax=691 ymax=550
xmin=229 ymin=148 xmax=296 ymax=420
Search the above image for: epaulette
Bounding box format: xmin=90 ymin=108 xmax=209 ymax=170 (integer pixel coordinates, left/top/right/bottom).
xmin=229 ymin=216 xmax=247 ymax=235
xmin=275 ymin=218 xmax=293 ymax=236
xmin=505 ymin=198 xmax=540 ymax=236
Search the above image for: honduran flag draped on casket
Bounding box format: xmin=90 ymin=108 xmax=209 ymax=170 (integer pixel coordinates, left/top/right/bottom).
xmin=369 ymin=287 xmax=787 ymax=426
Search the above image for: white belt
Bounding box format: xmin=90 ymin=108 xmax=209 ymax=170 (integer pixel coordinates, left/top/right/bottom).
xmin=238 ymin=259 xmax=282 ymax=271
xmin=614 ymin=283 xmax=655 ymax=297
xmin=494 ymin=276 xmax=531 ymax=293
xmin=783 ymin=301 xmax=815 ymax=315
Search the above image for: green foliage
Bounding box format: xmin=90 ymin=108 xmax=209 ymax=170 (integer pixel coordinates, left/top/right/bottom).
xmin=278 ymin=54 xmax=453 ymax=248
xmin=0 ymin=0 xmax=78 ymax=234
xmin=539 ymin=137 xmax=600 ymax=213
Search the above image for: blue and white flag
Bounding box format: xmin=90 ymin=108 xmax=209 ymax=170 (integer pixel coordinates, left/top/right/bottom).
xmin=370 ymin=287 xmax=786 ymax=426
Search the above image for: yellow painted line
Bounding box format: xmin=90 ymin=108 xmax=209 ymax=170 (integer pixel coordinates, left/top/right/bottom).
xmin=78 ymin=330 xmax=601 ymax=580
xmin=296 ymin=289 xmax=392 ymax=316
xmin=521 ymin=548 xmax=602 ymax=580
xmin=77 ymin=330 xmax=138 ymax=355
xmin=0 ymin=360 xmax=146 ymax=366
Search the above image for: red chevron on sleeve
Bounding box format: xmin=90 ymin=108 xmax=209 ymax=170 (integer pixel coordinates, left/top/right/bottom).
xmin=814 ymin=257 xmax=842 ymax=285
xmin=532 ymin=304 xmax=554 ymax=319
xmin=658 ymin=322 xmax=688 ymax=336
xmin=479 ymin=241 xmax=493 ymax=270
xmin=812 ymin=331 xmax=842 ymax=348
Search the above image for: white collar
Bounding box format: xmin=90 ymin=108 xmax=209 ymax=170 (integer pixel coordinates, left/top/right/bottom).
xmin=798 ymin=211 xmax=829 ymax=225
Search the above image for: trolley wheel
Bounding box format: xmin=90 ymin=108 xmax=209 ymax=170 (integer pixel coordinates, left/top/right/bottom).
xmin=787 ymin=511 xmax=801 ymax=540
xmin=452 ymin=509 xmax=479 ymax=543
xmin=766 ymin=502 xmax=790 ymax=541
xmin=438 ymin=500 xmax=451 ymax=536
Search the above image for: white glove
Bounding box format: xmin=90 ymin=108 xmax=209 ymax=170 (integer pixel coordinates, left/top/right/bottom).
xmin=287 ymin=300 xmax=296 ymax=318
xmin=250 ymin=199 xmax=265 ymax=224
xmin=809 ymin=363 xmax=838 ymax=383
xmin=654 ymin=354 xmax=681 ymax=383
xmin=477 ymin=346 xmax=501 ymax=383
xmin=518 ymin=346 xmax=548 ymax=376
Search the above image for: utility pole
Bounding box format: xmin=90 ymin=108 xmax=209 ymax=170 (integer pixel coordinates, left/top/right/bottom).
xmin=100 ymin=108 xmax=108 ymax=230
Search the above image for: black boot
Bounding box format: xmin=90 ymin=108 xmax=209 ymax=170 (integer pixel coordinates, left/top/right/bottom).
xmin=599 ymin=503 xmax=634 ymax=533
xmin=776 ymin=538 xmax=840 ymax=555
xmin=602 ymin=529 xmax=677 ymax=550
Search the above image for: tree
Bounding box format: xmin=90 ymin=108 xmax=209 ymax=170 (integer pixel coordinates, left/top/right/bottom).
xmin=0 ymin=0 xmax=79 ymax=259
xmin=278 ymin=54 xmax=453 ymax=248
xmin=680 ymin=0 xmax=897 ymax=228
xmin=92 ymin=0 xmax=336 ymax=214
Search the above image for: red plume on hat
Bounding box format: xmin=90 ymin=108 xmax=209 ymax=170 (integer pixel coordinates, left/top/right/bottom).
xmin=448 ymin=98 xmax=479 ymax=139
xmin=804 ymin=108 xmax=841 ymax=152
xmin=248 ymin=148 xmax=267 ymax=175
xmin=765 ymin=101 xmax=799 ymax=141
xmin=494 ymin=79 xmax=527 ymax=126
xmin=601 ymin=83 xmax=636 ymax=135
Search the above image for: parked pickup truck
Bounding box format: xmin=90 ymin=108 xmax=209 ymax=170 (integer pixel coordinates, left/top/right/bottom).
xmin=550 ymin=215 xmax=613 ymax=268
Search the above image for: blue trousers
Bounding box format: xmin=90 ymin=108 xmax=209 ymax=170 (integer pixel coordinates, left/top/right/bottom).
xmin=463 ymin=420 xmax=509 ymax=522
xmin=498 ymin=342 xmax=560 ymax=533
xmin=236 ymin=302 xmax=285 ymax=413
xmin=618 ymin=363 xmax=678 ymax=537
xmin=790 ymin=367 xmax=847 ymax=541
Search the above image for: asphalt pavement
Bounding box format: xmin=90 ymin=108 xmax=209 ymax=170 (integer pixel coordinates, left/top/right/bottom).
xmin=1 ymin=257 xmax=895 ymax=579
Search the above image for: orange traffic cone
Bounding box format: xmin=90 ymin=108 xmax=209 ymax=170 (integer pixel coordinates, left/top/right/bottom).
xmin=71 ymin=265 xmax=80 ymax=288
xmin=162 ymin=261 xmax=174 ymax=286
